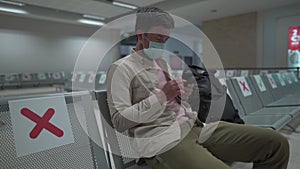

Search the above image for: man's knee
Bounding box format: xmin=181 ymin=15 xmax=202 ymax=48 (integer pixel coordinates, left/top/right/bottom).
xmin=273 ymin=132 xmax=289 ymax=154
xmin=263 ymin=129 xmax=290 ymax=155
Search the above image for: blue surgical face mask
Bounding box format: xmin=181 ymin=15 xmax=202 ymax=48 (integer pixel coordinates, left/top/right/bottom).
xmin=143 ymin=40 xmax=166 ymax=59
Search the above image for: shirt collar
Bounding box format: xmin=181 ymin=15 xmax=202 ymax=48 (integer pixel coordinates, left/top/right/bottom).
xmin=131 ymin=48 xmax=153 ymax=67
xmin=131 ymin=48 xmax=165 ymax=68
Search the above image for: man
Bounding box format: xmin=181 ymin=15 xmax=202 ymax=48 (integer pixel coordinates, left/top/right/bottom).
xmin=106 ymin=7 xmax=289 ymax=169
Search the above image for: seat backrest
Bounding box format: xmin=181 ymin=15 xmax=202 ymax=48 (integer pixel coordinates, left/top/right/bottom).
xmin=96 ymin=90 xmax=114 ymax=127
xmin=289 ymin=72 xmax=299 ymax=83
xmin=96 ymin=90 xmax=150 ymax=168
xmin=271 ymin=73 xmax=289 ymax=99
xmin=248 ymin=75 xmax=275 ymax=106
xmin=1 ymin=92 xmax=101 ymax=169
xmin=219 ymin=78 xmax=246 ymax=117
xmin=229 ymin=77 xmax=263 ymax=114
xmin=261 ymin=74 xmax=287 ymax=101
xmin=95 ymin=72 xmax=107 ymax=90
xmin=281 ymin=72 xmax=297 ymax=93
xmin=288 ymin=72 xmax=300 ymax=91
xmin=95 ymin=90 xmax=129 ymax=169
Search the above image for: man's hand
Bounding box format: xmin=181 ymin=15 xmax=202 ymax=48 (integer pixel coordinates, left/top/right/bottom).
xmin=180 ymin=83 xmax=194 ymax=101
xmin=155 ymin=79 xmax=185 ymax=104
xmin=154 ymin=79 xmax=195 ymax=104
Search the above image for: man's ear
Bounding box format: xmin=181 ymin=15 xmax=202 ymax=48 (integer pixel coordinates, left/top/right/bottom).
xmin=137 ymin=34 xmax=143 ymax=41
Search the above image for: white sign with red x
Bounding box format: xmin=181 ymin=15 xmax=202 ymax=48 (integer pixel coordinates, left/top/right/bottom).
xmin=260 ymin=70 xmax=268 ymax=75
xmin=71 ymin=72 xmax=77 ymax=82
xmin=22 ymin=73 xmax=31 ymax=81
xmin=88 ymin=72 xmax=96 ymax=83
xmin=236 ymin=77 xmax=252 ymax=97
xmin=226 ymin=70 xmax=234 ymax=77
xmin=52 ymin=73 xmax=61 ymax=79
xmin=284 ymin=72 xmax=293 ymax=84
xmin=267 ymin=74 xmax=277 ymax=88
xmin=9 ymin=96 xmax=74 ymax=157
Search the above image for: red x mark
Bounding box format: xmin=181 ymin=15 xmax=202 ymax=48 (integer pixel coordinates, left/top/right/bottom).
xmin=53 ymin=73 xmax=60 ymax=79
xmin=23 ymin=74 xmax=30 ymax=80
xmin=269 ymin=77 xmax=275 ymax=85
xmin=239 ymin=81 xmax=249 ymax=92
xmin=89 ymin=74 xmax=95 ymax=81
xmin=21 ymin=108 xmax=64 ymax=139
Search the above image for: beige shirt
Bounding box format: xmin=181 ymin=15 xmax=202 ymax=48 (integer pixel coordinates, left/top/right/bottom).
xmin=106 ymin=51 xmax=197 ymax=157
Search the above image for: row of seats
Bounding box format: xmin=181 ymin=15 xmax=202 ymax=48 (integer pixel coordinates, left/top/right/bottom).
xmin=1 ymin=69 xmax=296 ymax=92
xmin=216 ymin=69 xmax=299 ymax=78
xmin=0 ymin=71 xmax=299 ymax=169
xmin=219 ymin=71 xmax=300 ymax=130
xmin=0 ymin=71 xmax=107 ymax=91
xmin=64 ymin=71 xmax=107 ymax=91
xmin=95 ymin=71 xmax=300 ymax=168
xmin=85 ymin=71 xmax=300 ymax=168
xmin=0 ymin=90 xmax=146 ymax=169
xmin=0 ymin=72 xmax=65 ymax=89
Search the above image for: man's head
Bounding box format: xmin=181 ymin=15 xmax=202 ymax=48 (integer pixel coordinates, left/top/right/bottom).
xmin=135 ymin=7 xmax=174 ymax=33
xmin=135 ymin=7 xmax=174 ymax=54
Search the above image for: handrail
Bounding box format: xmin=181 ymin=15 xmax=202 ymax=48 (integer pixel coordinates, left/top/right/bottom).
xmin=204 ymin=67 xmax=300 ymax=77
xmin=0 ymin=91 xmax=91 ymax=105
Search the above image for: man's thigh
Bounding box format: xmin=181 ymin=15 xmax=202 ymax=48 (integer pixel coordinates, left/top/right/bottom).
xmin=201 ymin=121 xmax=287 ymax=163
xmin=145 ymin=126 xmax=231 ymax=169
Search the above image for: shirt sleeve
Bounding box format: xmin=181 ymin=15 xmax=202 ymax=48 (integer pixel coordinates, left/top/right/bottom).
xmin=106 ymin=63 xmax=166 ymax=132
xmin=162 ymin=59 xmax=196 ymax=120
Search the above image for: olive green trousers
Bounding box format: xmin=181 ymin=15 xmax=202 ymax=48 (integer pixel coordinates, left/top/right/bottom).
xmin=145 ymin=121 xmax=289 ymax=169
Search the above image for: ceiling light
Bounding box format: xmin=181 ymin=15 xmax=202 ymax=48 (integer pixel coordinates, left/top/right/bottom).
xmin=78 ymin=19 xmax=104 ymax=26
xmin=112 ymin=1 xmax=137 ymax=9
xmin=0 ymin=7 xmax=27 ymax=14
xmin=83 ymin=14 xmax=105 ymax=20
xmin=0 ymin=0 xmax=25 ymax=6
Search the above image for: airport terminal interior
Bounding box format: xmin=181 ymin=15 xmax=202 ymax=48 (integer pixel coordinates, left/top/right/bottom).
xmin=1 ymin=0 xmax=300 ymax=168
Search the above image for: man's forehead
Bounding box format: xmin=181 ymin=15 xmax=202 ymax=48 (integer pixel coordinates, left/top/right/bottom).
xmin=146 ymin=26 xmax=171 ymax=36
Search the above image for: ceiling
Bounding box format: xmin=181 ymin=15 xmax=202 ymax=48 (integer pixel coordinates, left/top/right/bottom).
xmin=1 ymin=0 xmax=300 ymax=26
xmin=170 ymin=0 xmax=300 ymax=24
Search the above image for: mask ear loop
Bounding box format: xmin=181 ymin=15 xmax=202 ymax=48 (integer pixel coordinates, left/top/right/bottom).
xmin=143 ymin=33 xmax=152 ymax=48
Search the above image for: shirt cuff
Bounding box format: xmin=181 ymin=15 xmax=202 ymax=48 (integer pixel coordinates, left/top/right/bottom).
xmin=149 ymin=92 xmax=167 ymax=108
